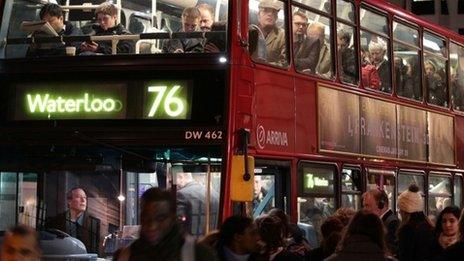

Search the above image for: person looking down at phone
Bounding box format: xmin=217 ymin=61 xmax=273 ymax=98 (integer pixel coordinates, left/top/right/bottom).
xmin=80 ymin=2 xmax=134 ymax=55
xmin=26 ymin=3 xmax=82 ymax=57
xmin=162 ymin=7 xmax=204 ymax=53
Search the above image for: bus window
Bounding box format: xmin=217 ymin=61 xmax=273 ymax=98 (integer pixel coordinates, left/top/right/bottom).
xmin=298 ymin=162 xmax=336 ymax=247
xmin=360 ymin=8 xmax=391 ymax=93
xmin=337 ymin=0 xmax=355 ymax=23
xmin=449 ymin=42 xmax=464 ymax=111
xmin=398 ymin=171 xmax=425 ymax=210
xmin=248 ymin=0 xmax=288 ymax=68
xmin=454 ymin=175 xmax=463 ymax=208
xmin=291 ymin=6 xmax=333 ymax=79
xmin=423 ymin=32 xmax=448 ymax=107
xmin=0 ymin=0 xmax=229 ymax=58
xmin=367 ymin=170 xmax=396 ymax=212
xmin=294 ymin=0 xmax=331 ymax=14
xmin=252 ymin=162 xmax=290 ymax=218
xmin=393 ymin=21 xmax=422 ymax=101
xmin=341 ymin=167 xmax=362 ymax=210
xmin=428 ymin=174 xmax=452 ymax=223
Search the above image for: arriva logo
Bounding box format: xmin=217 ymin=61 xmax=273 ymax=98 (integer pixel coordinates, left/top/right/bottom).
xmin=256 ymin=124 xmax=289 ymax=149
xmin=26 ymin=93 xmax=123 ymax=114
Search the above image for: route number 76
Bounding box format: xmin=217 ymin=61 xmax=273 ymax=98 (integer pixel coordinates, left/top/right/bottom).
xmin=147 ymin=85 xmax=185 ymax=118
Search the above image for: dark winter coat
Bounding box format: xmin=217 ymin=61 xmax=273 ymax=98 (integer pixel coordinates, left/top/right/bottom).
xmin=397 ymin=212 xmax=434 ymax=261
xmin=381 ymin=209 xmax=399 ymax=256
xmin=439 ymin=240 xmax=464 ymax=261
xmin=325 ymin=235 xmax=397 ymax=261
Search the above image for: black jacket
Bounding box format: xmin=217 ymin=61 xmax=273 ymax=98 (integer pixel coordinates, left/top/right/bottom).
xmin=92 ymin=23 xmax=134 ymax=54
xmin=381 ymin=210 xmax=399 ymax=256
xmin=294 ymin=36 xmax=320 ymax=73
xmin=27 ymin=21 xmax=82 ymax=57
xmin=439 ymin=241 xmax=464 ymax=261
xmin=397 ymin=212 xmax=434 ymax=261
xmin=377 ymin=60 xmax=392 ymax=93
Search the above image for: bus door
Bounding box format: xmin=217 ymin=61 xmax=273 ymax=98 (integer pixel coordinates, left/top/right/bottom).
xmin=0 ymin=172 xmax=39 ymax=230
xmin=252 ymin=160 xmax=291 ymax=218
xmin=366 ymin=168 xmax=396 ymax=212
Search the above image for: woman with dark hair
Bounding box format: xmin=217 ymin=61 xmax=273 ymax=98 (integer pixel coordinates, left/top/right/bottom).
xmin=430 ymin=206 xmax=461 ymax=260
xmin=257 ymin=215 xmax=302 ymax=260
xmin=306 ymin=216 xmax=344 ymax=261
xmin=440 ymin=209 xmax=464 ymax=260
xmin=325 ymin=210 xmax=395 ymax=261
xmin=397 ymin=184 xmax=434 ymax=261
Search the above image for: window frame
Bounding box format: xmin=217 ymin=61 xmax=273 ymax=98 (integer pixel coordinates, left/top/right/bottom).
xmin=365 ymin=168 xmax=397 ymax=212
xmin=340 ymin=165 xmax=363 ymax=210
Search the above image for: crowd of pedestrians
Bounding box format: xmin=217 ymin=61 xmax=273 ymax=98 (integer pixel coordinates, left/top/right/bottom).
xmin=2 ymin=184 xmax=464 ymax=260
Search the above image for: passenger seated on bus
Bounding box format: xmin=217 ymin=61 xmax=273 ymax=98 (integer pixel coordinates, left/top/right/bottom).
xmin=256 ymin=0 xmax=287 ymax=66
xmin=361 ymin=48 xmax=380 ymax=89
xmin=162 ymin=7 xmax=204 ymax=53
xmin=26 ymin=3 xmax=82 ymax=58
xmin=1 ymin=225 xmax=41 ymax=261
xmin=310 ymin=22 xmax=332 ymax=78
xmin=293 ymin=12 xmax=319 ymax=73
xmin=249 ymin=24 xmax=268 ymax=61
xmin=337 ymin=29 xmax=358 ymax=84
xmin=197 ymin=3 xmax=214 ymax=32
xmin=80 ymin=2 xmax=134 ymax=55
xmin=369 ymin=40 xmax=391 ymax=93
xmin=425 ymin=59 xmax=447 ymax=106
xmin=204 ymin=21 xmax=227 ymax=53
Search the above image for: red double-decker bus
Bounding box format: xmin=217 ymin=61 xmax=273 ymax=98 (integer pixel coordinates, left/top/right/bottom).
xmin=0 ymin=0 xmax=463 ymax=256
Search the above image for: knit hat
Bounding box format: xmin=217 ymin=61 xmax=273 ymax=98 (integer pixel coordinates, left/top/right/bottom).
xmin=398 ymin=184 xmax=423 ymax=213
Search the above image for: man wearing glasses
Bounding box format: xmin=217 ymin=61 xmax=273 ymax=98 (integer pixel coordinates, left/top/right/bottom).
xmin=80 ymin=2 xmax=134 ymax=54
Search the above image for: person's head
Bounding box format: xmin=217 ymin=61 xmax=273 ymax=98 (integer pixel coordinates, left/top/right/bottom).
xmin=67 ymin=187 xmax=87 ymax=215
xmin=254 ymin=176 xmax=263 ymax=196
xmin=435 ymin=206 xmax=461 ymax=237
xmin=95 ymin=2 xmax=118 ymax=30
xmin=368 ymin=41 xmax=387 ymax=64
xmin=337 ymin=29 xmax=351 ymax=51
xmin=424 ymin=60 xmax=436 ymax=76
xmin=181 ymin=7 xmax=201 ymax=32
xmin=258 ymin=0 xmax=282 ymax=30
xmin=268 ymin=208 xmax=289 ymax=236
xmin=219 ymin=215 xmax=260 ymax=254
xmin=1 ymin=225 xmax=41 ymax=261
xmin=140 ymin=187 xmax=176 ymax=245
xmin=320 ymin=216 xmax=344 ymax=255
xmin=176 ymin=172 xmax=194 ymax=189
xmin=307 ymin=22 xmax=325 ymax=42
xmin=339 ymin=210 xmax=386 ymax=252
xmin=398 ymin=184 xmax=424 ymax=219
xmin=258 ymin=215 xmax=285 ymax=251
xmin=292 ymin=11 xmax=308 ymax=40
xmin=197 ymin=3 xmax=214 ymax=32
xmin=39 ymin=3 xmax=64 ymax=33
xmin=362 ymin=189 xmax=389 ymax=217
xmin=334 ymin=207 xmax=356 ymax=226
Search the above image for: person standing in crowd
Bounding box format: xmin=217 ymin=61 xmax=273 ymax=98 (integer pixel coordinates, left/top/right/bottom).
xmin=310 ymin=22 xmax=332 ymax=78
xmin=114 ymin=187 xmax=216 ymax=260
xmin=46 ymin=187 xmax=100 ymax=254
xmin=430 ymin=206 xmax=461 ymax=260
xmin=215 ymin=215 xmax=261 ymax=261
xmin=1 ymin=225 xmax=41 ymax=261
xmin=362 ymin=188 xmax=399 ymax=256
xmin=337 ymin=29 xmax=358 ymax=84
xmin=268 ymin=208 xmax=310 ymax=258
xmin=256 ymin=0 xmax=286 ymax=66
xmin=397 ymin=184 xmax=434 ymax=261
xmin=80 ymin=2 xmax=134 ymax=54
xmin=306 ymin=216 xmax=344 ymax=261
xmin=163 ymin=7 xmax=204 ymax=53
xmin=27 ymin=3 xmax=82 ymax=57
xmin=175 ymin=167 xmax=220 ymax=237
xmin=333 ymin=207 xmax=356 ymax=226
xmin=257 ymin=215 xmax=302 ymax=260
xmin=292 ymin=12 xmax=319 ymax=73
xmin=440 ymin=208 xmax=464 ymax=260
xmin=325 ymin=210 xmax=396 ymax=261
xmin=369 ymin=40 xmax=391 ymax=92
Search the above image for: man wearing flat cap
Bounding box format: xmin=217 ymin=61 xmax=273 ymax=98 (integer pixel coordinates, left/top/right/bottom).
xmin=257 ymin=0 xmax=287 ymax=66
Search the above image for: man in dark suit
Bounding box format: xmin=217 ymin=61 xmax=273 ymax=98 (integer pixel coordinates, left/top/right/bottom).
xmin=363 ymin=188 xmax=399 ymax=256
xmin=46 ymin=187 xmax=100 ymax=254
xmin=293 ymin=12 xmax=320 ymax=73
xmin=175 ymin=169 xmax=219 ymax=236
